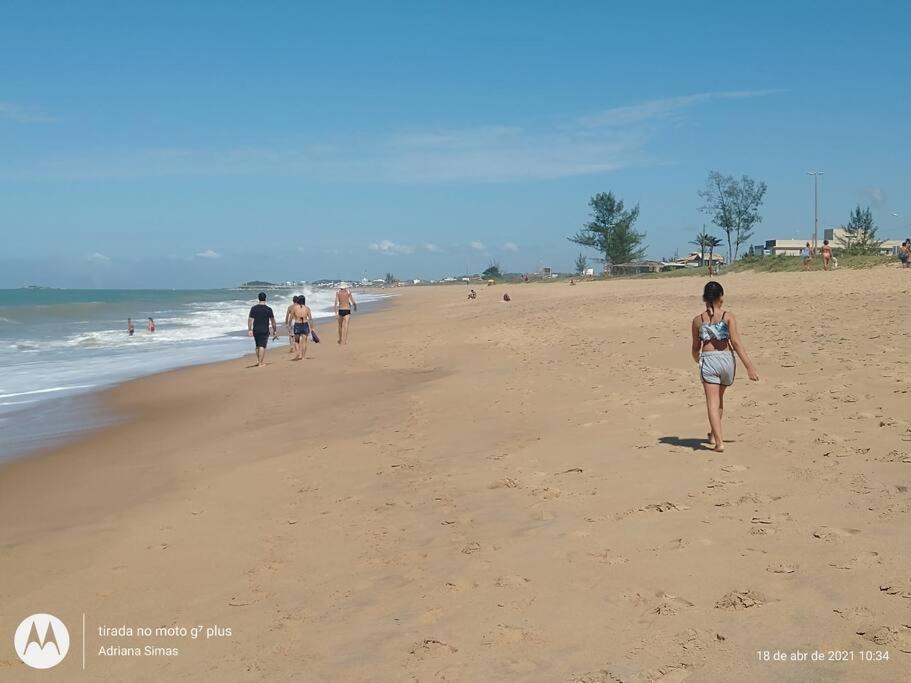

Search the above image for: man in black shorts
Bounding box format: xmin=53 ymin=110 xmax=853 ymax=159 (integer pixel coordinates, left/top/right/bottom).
xmin=247 ymin=292 xmax=277 ymax=367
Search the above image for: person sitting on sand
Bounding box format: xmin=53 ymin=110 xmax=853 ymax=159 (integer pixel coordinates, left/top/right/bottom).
xmin=335 ymin=283 xmax=356 ymax=345
xmin=503 ymin=293 xmax=511 ymax=302
xmin=291 ymin=295 xmax=317 ymax=361
xmin=820 ymin=240 xmax=833 ymax=271
xmin=467 ymin=289 xmax=477 ymax=300
xmin=285 ymin=296 xmax=299 ymax=354
xmin=690 ymin=281 xmax=759 ymax=452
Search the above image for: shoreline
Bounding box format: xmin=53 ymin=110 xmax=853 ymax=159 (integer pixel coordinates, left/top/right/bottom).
xmin=0 ymin=295 xmax=393 ymax=463
xmin=2 ymin=270 xmax=910 ymax=681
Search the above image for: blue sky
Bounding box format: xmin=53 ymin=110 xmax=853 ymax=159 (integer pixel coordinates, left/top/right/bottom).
xmin=2 ymin=1 xmax=909 ymax=287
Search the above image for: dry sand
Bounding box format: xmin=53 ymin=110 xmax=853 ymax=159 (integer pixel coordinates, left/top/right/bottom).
xmin=2 ymin=268 xmax=911 ymax=682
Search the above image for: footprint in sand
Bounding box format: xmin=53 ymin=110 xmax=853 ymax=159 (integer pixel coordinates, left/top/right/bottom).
xmin=715 ymin=590 xmax=768 ymax=610
xmin=488 ymin=477 xmax=520 ymax=489
xmin=651 ymin=592 xmax=695 ymax=616
xmin=856 ymin=626 xmax=911 ymax=653
xmin=494 ymin=575 xmax=531 ymax=588
xmin=481 ymin=624 xmax=536 ymax=646
xmin=829 ymin=551 xmax=881 ymax=570
xmin=879 ymin=580 xmax=911 ymax=599
xmin=812 ymin=526 xmax=861 ymax=542
xmin=409 ymin=638 xmax=458 ymax=658
xmin=832 ymin=606 xmax=875 ymax=620
xmin=766 ymin=562 xmax=799 ymax=574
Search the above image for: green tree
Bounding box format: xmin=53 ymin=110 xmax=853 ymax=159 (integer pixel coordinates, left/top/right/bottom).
xmin=482 ymin=261 xmax=501 ymax=279
xmin=574 ymin=253 xmax=589 ymax=274
xmin=384 ymin=272 xmax=396 ymax=285
xmin=568 ymin=192 xmax=646 ymax=265
xmin=836 ymin=205 xmax=883 ymax=255
xmin=698 ymin=172 xmax=767 ymax=264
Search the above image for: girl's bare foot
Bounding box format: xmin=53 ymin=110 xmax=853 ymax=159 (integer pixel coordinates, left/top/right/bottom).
xmin=707 ymin=432 xmax=715 ymax=446
xmin=714 ymin=443 xmax=725 ymax=453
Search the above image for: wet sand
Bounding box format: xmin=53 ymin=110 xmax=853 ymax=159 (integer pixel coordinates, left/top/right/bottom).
xmin=2 ymin=268 xmax=910 ymax=681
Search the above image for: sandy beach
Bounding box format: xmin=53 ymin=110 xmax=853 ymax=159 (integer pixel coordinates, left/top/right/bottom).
xmin=2 ymin=268 xmax=911 ymax=682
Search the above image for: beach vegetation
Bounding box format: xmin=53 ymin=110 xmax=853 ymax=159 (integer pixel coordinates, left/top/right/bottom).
xmin=384 ymin=272 xmax=397 ymax=284
xmin=836 ymin=205 xmax=884 ymax=255
xmin=574 ymin=253 xmax=588 ymax=274
xmin=568 ymin=191 xmax=646 ymax=266
xmin=482 ymin=261 xmax=502 ymax=279
xmin=698 ymin=172 xmax=767 ymax=264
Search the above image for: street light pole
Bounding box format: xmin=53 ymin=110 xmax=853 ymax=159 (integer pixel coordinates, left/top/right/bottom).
xmin=807 ymin=171 xmax=824 ymax=249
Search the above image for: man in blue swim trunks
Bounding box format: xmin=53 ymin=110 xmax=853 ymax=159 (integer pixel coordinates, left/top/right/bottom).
xmin=247 ymin=292 xmax=277 ymax=367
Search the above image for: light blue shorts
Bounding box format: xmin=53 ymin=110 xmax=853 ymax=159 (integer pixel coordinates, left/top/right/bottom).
xmin=700 ymin=350 xmax=736 ymax=386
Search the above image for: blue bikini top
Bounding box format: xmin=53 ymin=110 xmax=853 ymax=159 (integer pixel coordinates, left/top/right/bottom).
xmin=699 ymin=311 xmax=730 ymax=342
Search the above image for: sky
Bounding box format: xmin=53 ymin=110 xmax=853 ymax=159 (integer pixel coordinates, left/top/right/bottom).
xmin=2 ymin=0 xmax=910 ymax=288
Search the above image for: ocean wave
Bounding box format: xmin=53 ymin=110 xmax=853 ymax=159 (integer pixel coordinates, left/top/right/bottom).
xmin=0 ymin=384 xmax=96 ymax=400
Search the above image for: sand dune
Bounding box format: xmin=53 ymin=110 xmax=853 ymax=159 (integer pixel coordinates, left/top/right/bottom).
xmin=2 ymin=267 xmax=910 ymax=681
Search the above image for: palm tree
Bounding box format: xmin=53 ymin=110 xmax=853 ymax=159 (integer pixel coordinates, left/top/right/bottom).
xmin=691 ymin=227 xmax=723 ymax=274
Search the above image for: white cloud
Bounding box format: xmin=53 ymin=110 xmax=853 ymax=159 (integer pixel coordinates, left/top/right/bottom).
xmin=3 ymin=90 xmax=780 ymax=183
xmin=503 ymin=241 xmax=519 ymax=252
xmin=0 ymin=101 xmax=55 ymax=123
xmin=575 ymin=90 xmax=783 ymax=128
xmin=88 ymin=252 xmax=111 ymax=263
xmin=422 ymin=243 xmax=444 ymax=253
xmin=369 ymin=240 xmax=414 ymax=256
xmin=195 ymin=249 xmax=221 ymax=259
xmin=470 ymin=241 xmax=485 ymax=251
xmin=859 ymin=187 xmax=886 ymax=207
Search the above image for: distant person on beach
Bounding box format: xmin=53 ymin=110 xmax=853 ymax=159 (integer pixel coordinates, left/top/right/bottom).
xmin=503 ymin=293 xmax=511 ymax=302
xmin=801 ymin=243 xmax=813 ymax=271
xmin=128 ymin=318 xmax=134 ymax=336
xmin=285 ymin=296 xmax=299 ymax=354
xmin=290 ymin=295 xmax=317 ymax=361
xmin=820 ymin=240 xmax=833 ymax=271
xmin=900 ymin=240 xmax=911 ymax=268
xmin=468 ymin=289 xmax=477 ymax=300
xmin=147 ymin=317 xmax=156 ymax=333
xmin=247 ymin=292 xmax=277 ymax=367
xmin=691 ymin=281 xmax=760 ymax=452
xmin=335 ymin=283 xmax=356 ymax=345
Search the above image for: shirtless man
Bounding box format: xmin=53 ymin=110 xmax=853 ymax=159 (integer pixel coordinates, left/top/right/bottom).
xmin=285 ymin=296 xmax=299 ymax=353
xmin=291 ymin=295 xmax=317 ymax=360
xmin=335 ymin=283 xmax=357 ymax=345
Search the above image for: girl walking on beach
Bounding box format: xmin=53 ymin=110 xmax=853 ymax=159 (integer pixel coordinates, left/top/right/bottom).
xmin=691 ymin=281 xmax=760 ymax=452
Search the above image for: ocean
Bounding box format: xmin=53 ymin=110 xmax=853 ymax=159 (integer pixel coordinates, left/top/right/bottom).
xmin=0 ymin=287 xmax=388 ymax=461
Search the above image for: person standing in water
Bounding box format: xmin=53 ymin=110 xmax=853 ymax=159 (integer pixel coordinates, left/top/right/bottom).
xmin=247 ymin=292 xmax=277 ymax=367
xmin=147 ymin=317 xmax=156 ymax=333
xmin=290 ymin=295 xmax=318 ymax=360
xmin=285 ymin=296 xmax=299 ymax=354
xmin=128 ymin=318 xmax=135 ymax=336
xmin=690 ymin=281 xmax=759 ymax=452
xmin=335 ymin=283 xmax=356 ymax=345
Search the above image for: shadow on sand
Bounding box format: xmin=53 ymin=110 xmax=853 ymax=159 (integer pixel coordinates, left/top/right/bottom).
xmin=659 ymin=436 xmax=708 ymax=451
xmin=659 ymin=436 xmax=737 ymax=451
